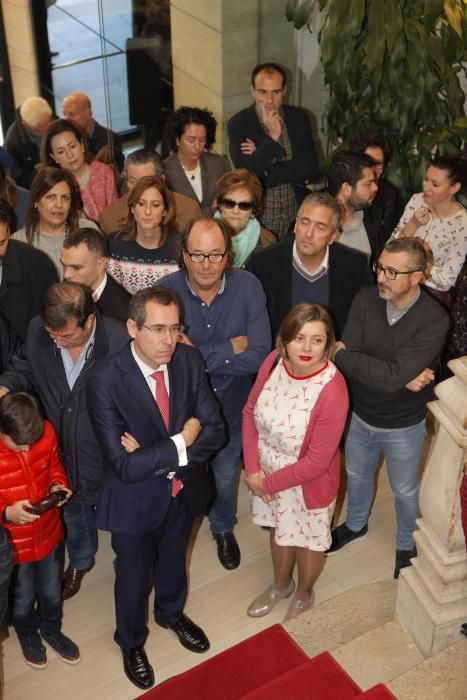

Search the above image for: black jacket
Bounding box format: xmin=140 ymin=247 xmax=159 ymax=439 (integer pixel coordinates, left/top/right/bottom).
xmin=0 ymin=310 xmax=129 ymax=504
xmin=0 ymin=239 xmax=59 ymax=340
xmin=248 ymin=238 xmax=373 ymax=340
xmin=228 ymin=104 xmax=318 ymax=206
xmin=88 ymin=120 xmax=123 ymax=157
xmin=4 ymin=108 xmax=42 ymax=189
xmin=96 ymin=274 xmax=131 ymax=323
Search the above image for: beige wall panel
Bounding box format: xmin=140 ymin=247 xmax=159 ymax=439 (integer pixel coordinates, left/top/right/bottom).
xmin=171 ymin=0 xmax=222 ymax=32
xmin=172 ymin=66 xmax=227 ymax=153
xmin=9 ymin=66 xmax=40 ymax=104
xmin=3 ymin=0 xmax=39 ymax=103
xmin=222 ymin=28 xmax=258 ymax=99
xmin=171 ymin=5 xmax=222 ymax=95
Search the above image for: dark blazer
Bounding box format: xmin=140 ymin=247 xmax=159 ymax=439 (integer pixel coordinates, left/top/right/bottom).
xmin=4 ymin=108 xmax=41 ymax=189
xmin=96 ymin=273 xmax=131 ymax=322
xmin=163 ymin=151 xmax=227 ymax=215
xmin=0 ymin=239 xmax=59 ymax=340
xmin=248 ymin=238 xmax=373 ymax=340
xmin=0 ymin=311 xmax=129 ymax=504
xmin=88 ymin=120 xmax=123 ymax=157
xmin=228 ymin=104 xmax=318 ymax=206
xmin=87 ymin=342 xmax=225 ymax=534
xmin=363 ymin=205 xmax=389 ymax=262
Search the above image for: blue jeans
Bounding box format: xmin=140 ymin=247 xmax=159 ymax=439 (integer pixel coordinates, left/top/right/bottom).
xmin=208 ymin=428 xmax=242 ymax=534
xmin=11 ymin=542 xmax=63 ymax=637
xmin=345 ymin=412 xmax=426 ymax=550
xmin=63 ymin=500 xmax=97 ymax=570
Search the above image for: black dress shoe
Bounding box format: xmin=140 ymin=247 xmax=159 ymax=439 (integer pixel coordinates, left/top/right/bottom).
xmin=213 ymin=531 xmax=240 ymax=570
xmin=155 ymin=614 xmax=210 ymax=653
xmin=122 ymin=646 xmax=154 ymax=689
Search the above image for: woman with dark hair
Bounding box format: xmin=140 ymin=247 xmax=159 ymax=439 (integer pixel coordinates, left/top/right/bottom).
xmin=392 ymin=153 xmax=467 ymax=305
xmin=243 ymin=303 xmax=348 ymax=621
xmin=214 ymin=169 xmax=276 ymax=267
xmin=0 ymin=161 xmax=29 ymax=231
xmin=107 ymin=175 xmax=179 ymax=293
xmin=349 ymin=130 xmax=401 ymax=237
xmin=13 ymin=167 xmax=97 ymax=274
xmin=163 ymin=106 xmax=228 ymax=215
xmin=40 ymin=118 xmax=117 ymax=222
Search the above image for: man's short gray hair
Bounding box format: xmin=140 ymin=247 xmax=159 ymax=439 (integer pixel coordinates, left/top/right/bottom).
xmin=20 ymin=97 xmax=52 ymax=127
xmin=296 ymin=192 xmax=342 ymax=232
xmin=125 ymin=149 xmax=164 ymax=177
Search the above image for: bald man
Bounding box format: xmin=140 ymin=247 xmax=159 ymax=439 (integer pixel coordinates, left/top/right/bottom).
xmin=63 ymin=92 xmax=123 ymax=158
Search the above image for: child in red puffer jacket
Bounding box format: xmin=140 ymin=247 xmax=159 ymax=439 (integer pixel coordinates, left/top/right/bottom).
xmin=0 ymin=390 xmax=80 ymax=669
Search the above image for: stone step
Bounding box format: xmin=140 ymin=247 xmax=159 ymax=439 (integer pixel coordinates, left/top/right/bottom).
xmin=331 ymin=619 xmax=423 ymax=690
xmin=387 ymin=637 xmax=467 ymax=700
xmin=285 ymin=578 xmax=467 ymax=697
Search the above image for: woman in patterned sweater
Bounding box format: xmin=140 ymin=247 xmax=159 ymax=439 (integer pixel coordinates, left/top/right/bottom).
xmin=107 ymin=175 xmax=179 ymax=294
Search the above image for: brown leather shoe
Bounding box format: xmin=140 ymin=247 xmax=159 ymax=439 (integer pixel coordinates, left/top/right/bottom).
xmin=62 ymin=559 xmax=95 ymax=600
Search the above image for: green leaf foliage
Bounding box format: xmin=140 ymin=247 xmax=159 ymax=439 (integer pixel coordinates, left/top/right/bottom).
xmin=286 ymin=0 xmax=467 ymax=201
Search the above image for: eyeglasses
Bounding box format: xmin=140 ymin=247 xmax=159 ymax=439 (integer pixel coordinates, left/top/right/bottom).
xmin=142 ymin=324 xmax=184 ymax=337
xmin=373 ymin=262 xmax=423 ymax=280
xmin=185 ymin=251 xmax=227 ymax=263
xmin=220 ymin=198 xmax=254 ymax=211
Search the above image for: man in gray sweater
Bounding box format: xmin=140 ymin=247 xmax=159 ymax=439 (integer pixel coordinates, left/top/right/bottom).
xmin=328 ymin=238 xmax=449 ymax=577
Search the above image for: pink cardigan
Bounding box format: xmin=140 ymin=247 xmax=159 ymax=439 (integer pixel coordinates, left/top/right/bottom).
xmin=242 ymin=351 xmax=349 ymax=509
xmin=81 ymin=160 xmax=118 ymax=222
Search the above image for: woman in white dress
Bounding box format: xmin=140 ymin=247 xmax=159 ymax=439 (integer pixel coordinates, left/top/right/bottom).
xmin=243 ymin=303 xmax=349 ymax=621
xmin=392 ymin=154 xmax=466 ymax=307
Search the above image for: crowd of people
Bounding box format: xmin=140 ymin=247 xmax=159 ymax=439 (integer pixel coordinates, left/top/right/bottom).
xmin=0 ymin=61 xmax=465 ymax=692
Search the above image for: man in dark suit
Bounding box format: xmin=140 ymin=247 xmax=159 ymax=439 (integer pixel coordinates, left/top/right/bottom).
xmin=87 ymin=286 xmax=224 ymax=690
xmin=61 ymin=227 xmax=131 ymax=322
xmin=248 ymin=192 xmax=373 ymax=341
xmin=62 ymin=92 xmax=123 ymax=159
xmin=228 ymin=62 xmax=318 ymax=238
xmin=0 ymin=209 xmax=58 ymax=340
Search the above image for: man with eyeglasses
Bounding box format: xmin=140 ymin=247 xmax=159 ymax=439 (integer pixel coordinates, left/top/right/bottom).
xmin=328 ymin=238 xmax=449 ymax=578
xmin=87 ymin=286 xmax=224 ymax=690
xmin=160 ymin=217 xmax=271 ymax=570
xmin=0 ymin=282 xmax=129 ymax=599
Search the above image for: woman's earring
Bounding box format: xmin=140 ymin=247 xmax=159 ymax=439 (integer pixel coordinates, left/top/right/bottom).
xmin=320 ymin=354 xmax=327 ymax=361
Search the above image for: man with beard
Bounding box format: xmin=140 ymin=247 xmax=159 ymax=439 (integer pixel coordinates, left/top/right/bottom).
xmin=327 ymin=149 xmax=386 ymax=263
xmin=328 ymin=238 xmax=449 ymax=578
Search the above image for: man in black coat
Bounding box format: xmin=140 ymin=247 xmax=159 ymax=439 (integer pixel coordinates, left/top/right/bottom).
xmin=248 ymin=192 xmax=373 ymax=341
xmin=4 ymin=97 xmax=53 ymax=189
xmin=228 ymin=62 xmax=318 ymax=238
xmin=61 ymin=227 xmax=131 ymax=322
xmin=0 ymin=282 xmax=129 ymax=600
xmin=327 ymin=149 xmax=387 ymax=262
xmin=62 ymin=92 xmax=123 ymax=164
xmin=0 ymin=209 xmax=58 ymax=340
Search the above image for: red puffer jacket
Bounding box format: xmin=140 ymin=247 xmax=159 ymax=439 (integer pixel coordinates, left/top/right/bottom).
xmin=0 ymin=421 xmax=68 ymax=564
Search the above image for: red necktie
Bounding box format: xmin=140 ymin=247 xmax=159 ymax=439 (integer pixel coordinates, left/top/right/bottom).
xmin=152 ymin=370 xmax=183 ymax=498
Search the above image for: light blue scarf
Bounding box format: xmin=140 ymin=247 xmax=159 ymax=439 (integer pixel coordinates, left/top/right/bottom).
xmin=214 ymin=210 xmax=261 ymax=268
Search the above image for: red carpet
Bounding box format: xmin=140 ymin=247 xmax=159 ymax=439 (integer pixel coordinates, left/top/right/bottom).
xmin=137 ymin=624 xmax=396 ymax=699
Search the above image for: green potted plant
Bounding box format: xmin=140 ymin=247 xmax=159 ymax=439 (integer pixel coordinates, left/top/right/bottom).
xmin=287 ymin=0 xmax=467 ymax=201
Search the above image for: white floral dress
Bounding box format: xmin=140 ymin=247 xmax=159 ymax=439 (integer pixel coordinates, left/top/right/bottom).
xmin=393 ymin=192 xmax=467 ymax=292
xmin=251 ymin=360 xmax=337 ymax=551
